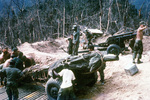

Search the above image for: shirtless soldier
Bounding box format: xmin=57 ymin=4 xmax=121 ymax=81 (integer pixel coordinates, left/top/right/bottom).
xmin=133 ymin=21 xmax=147 ymax=64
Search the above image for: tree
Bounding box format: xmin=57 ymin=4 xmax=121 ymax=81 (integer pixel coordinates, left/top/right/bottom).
xmin=0 ymin=0 xmax=143 ymax=47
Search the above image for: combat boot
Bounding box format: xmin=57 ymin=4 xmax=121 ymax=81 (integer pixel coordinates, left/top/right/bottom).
xmin=137 ymin=59 xmax=143 ymax=64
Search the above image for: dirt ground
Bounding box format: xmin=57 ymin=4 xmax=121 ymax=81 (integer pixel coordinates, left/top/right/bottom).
xmin=77 ymin=36 xmax=150 ymax=100
xmin=16 ymin=36 xmax=150 ymax=100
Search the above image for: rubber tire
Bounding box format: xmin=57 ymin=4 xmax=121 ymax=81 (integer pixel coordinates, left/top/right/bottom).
xmin=45 ymin=78 xmax=61 ymax=100
xmin=107 ymin=44 xmax=121 ymax=56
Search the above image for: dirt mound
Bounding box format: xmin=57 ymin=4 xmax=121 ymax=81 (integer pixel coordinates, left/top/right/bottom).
xmin=31 ymin=41 xmax=60 ymax=53
xmin=17 ymin=38 xmax=69 ymax=66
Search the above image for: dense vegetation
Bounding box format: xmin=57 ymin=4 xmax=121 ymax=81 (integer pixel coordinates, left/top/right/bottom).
xmin=0 ymin=0 xmax=149 ymax=48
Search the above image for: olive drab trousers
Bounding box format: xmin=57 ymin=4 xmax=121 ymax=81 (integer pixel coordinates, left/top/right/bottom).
xmin=133 ymin=40 xmax=143 ymax=60
xmin=57 ymin=86 xmax=76 ymax=100
xmin=72 ymin=43 xmax=79 ymax=55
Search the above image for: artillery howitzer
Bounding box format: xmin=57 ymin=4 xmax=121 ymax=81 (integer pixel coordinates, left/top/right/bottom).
xmin=45 ymin=51 xmax=119 ymax=100
xmin=95 ymin=32 xmax=136 ymax=55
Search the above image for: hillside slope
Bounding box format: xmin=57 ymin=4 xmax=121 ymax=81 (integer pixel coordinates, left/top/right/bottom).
xmin=16 ymin=36 xmax=150 ymax=99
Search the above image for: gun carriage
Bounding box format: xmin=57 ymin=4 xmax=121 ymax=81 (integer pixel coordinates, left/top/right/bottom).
xmin=95 ymin=32 xmax=136 ymax=55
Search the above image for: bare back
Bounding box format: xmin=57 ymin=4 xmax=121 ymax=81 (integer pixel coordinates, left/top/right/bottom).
xmin=0 ymin=51 xmax=11 ymax=64
xmin=3 ymin=58 xmax=12 ymax=68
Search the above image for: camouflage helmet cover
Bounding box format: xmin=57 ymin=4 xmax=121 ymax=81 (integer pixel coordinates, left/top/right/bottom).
xmin=139 ymin=21 xmax=146 ymax=26
xmin=72 ymin=24 xmax=77 ymax=30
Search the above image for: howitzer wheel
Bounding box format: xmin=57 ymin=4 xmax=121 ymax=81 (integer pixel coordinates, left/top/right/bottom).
xmin=45 ymin=78 xmax=61 ymax=100
xmin=107 ymin=44 xmax=121 ymax=55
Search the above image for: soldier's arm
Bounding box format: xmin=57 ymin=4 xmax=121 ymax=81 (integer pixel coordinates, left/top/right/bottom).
xmin=52 ymin=70 xmax=61 ymax=79
xmin=139 ymin=26 xmax=147 ymax=31
xmin=74 ymin=32 xmax=80 ymax=43
xmin=72 ymin=72 xmax=76 ymax=85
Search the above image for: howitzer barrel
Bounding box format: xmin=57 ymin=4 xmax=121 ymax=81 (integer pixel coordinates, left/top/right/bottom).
xmin=115 ymin=33 xmax=136 ymax=40
xmin=106 ymin=32 xmax=136 ymax=44
xmin=113 ymin=32 xmax=134 ymax=37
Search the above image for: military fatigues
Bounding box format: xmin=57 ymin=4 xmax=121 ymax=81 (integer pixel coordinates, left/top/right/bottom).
xmin=72 ymin=31 xmax=80 ymax=55
xmin=57 ymin=86 xmax=76 ymax=100
xmin=12 ymin=57 xmax=24 ymax=71
xmin=133 ymin=40 xmax=143 ymax=61
xmin=1 ymin=65 xmax=23 ymax=100
xmin=85 ymin=31 xmax=93 ymax=48
xmin=99 ymin=62 xmax=106 ymax=83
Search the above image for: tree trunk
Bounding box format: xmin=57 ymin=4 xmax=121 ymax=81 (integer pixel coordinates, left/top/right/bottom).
xmin=106 ymin=7 xmax=111 ymax=34
xmin=116 ymin=0 xmax=121 ymax=20
xmin=57 ymin=19 xmax=60 ymax=39
xmin=99 ymin=16 xmax=102 ymax=30
xmin=63 ymin=1 xmax=65 ymax=38
xmin=99 ymin=0 xmax=102 ymax=31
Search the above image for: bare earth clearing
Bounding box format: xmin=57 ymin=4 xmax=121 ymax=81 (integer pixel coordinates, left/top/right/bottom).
xmin=17 ymin=36 xmax=150 ymax=100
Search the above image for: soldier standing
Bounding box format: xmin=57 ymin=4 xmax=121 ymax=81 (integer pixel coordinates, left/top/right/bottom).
xmin=84 ymin=29 xmax=93 ymax=48
xmin=133 ymin=21 xmax=147 ymax=64
xmin=72 ymin=25 xmax=80 ymax=55
xmin=0 ymin=59 xmax=23 ymax=100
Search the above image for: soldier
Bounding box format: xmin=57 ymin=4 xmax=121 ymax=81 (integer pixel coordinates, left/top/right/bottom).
xmin=0 ymin=59 xmax=24 ymax=100
xmin=22 ymin=55 xmax=35 ymax=68
xmin=133 ymin=21 xmax=147 ymax=64
xmin=52 ymin=64 xmax=76 ymax=100
xmin=67 ymin=34 xmax=73 ymax=55
xmin=72 ymin=25 xmax=80 ymax=55
xmin=0 ymin=47 xmax=11 ymax=64
xmin=2 ymin=47 xmax=11 ymax=61
xmin=12 ymin=52 xmax=24 ymax=71
xmin=88 ymin=45 xmax=105 ymax=85
xmin=11 ymin=47 xmax=19 ymax=58
xmin=84 ymin=29 xmax=93 ymax=48
xmin=3 ymin=54 xmax=15 ymax=68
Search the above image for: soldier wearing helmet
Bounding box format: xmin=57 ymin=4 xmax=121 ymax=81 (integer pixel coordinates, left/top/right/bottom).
xmin=133 ymin=21 xmax=147 ymax=64
xmin=72 ymin=25 xmax=80 ymax=55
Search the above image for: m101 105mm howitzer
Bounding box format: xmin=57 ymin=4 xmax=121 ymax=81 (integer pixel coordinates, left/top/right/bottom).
xmin=94 ymin=32 xmax=136 ymax=55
